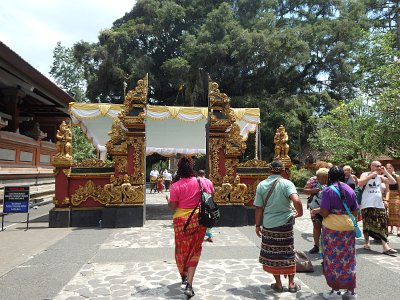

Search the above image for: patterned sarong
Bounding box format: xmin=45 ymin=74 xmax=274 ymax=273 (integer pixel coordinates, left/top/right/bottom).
xmin=259 ymin=218 xmax=296 ymax=275
xmin=362 ymin=208 xmax=388 ymax=242
xmin=173 ymin=212 xmax=206 ymax=276
xmin=322 ymin=226 xmax=356 ymax=290
xmin=150 ymin=176 xmax=157 ymax=191
xmin=388 ymin=192 xmax=400 ymax=227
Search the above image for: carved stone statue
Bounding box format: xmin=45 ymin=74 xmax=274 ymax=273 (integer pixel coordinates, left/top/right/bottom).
xmin=55 ymin=121 xmax=72 ymax=159
xmin=214 ymin=175 xmax=232 ymax=204
xmin=274 ymin=125 xmax=289 ymax=159
xmin=230 ymin=175 xmax=248 ymax=204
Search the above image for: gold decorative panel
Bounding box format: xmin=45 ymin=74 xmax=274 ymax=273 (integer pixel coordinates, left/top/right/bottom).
xmin=238 ymin=159 xmax=269 ymax=168
xmin=104 ymin=174 xmax=144 ymax=205
xmin=209 ymin=138 xmax=225 ymax=185
xmin=128 ymin=136 xmax=145 ymax=184
xmin=73 ymin=158 xmax=112 ymax=168
xmin=243 ymin=179 xmax=261 ymax=204
xmin=71 ymin=180 xmax=108 ymax=206
xmin=113 ymin=156 xmax=127 ymax=173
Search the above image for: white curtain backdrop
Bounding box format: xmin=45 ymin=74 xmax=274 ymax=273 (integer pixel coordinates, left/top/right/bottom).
xmin=68 ymin=103 xmax=260 ymax=159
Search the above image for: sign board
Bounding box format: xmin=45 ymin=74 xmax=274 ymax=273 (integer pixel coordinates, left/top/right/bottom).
xmin=3 ymin=186 xmax=30 ymax=213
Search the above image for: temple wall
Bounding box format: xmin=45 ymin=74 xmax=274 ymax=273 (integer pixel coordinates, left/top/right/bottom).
xmin=0 ymin=131 xmax=56 ymax=204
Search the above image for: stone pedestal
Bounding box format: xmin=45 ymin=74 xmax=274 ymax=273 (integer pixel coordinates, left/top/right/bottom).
xmin=102 ymin=206 xmax=144 ymax=228
xmin=215 ymin=205 xmax=248 ymax=227
xmin=146 ymin=204 xmax=173 ymax=220
xmin=70 ymin=209 xmax=102 ymax=227
xmin=246 ymin=206 xmax=256 ymax=225
xmin=49 ymin=208 xmax=70 ymax=228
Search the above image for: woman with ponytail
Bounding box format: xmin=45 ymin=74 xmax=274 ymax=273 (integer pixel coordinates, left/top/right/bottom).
xmin=315 ymin=166 xmax=359 ymax=300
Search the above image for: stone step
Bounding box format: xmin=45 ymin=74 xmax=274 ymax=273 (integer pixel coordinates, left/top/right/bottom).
xmin=146 ymin=204 xmax=173 ymax=220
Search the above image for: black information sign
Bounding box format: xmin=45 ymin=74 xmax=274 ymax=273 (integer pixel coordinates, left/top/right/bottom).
xmin=3 ymin=186 xmax=30 ymax=213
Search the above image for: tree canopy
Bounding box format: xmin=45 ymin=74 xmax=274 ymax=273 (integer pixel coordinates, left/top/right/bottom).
xmin=50 ymin=0 xmax=400 ymax=162
xmin=310 ymin=30 xmax=400 ymax=166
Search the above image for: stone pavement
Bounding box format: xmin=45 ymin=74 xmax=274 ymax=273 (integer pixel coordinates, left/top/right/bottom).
xmin=0 ymin=190 xmax=399 ymax=299
xmin=54 ymin=220 xmax=318 ymax=300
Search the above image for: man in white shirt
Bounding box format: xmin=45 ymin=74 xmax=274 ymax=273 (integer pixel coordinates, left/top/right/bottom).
xmin=358 ymin=161 xmax=396 ymax=255
xmin=163 ymin=170 xmax=172 ymax=191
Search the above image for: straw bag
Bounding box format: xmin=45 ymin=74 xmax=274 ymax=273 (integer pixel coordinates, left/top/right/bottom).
xmin=295 ymin=250 xmax=314 ymax=273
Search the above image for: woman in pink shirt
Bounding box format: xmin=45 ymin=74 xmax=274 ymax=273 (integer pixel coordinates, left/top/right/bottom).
xmin=167 ymin=156 xmax=212 ymax=298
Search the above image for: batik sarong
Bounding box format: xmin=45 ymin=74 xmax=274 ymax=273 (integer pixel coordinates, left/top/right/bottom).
xmin=322 ymin=225 xmax=356 ymax=290
xmin=362 ymin=207 xmax=388 ymax=242
xmin=259 ymin=218 xmax=296 ymax=275
xmin=173 ymin=212 xmax=206 ymax=277
xmin=150 ymin=176 xmax=157 ymax=192
xmin=388 ymin=192 xmax=400 ymax=227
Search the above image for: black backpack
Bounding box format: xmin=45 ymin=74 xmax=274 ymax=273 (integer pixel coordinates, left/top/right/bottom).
xmin=183 ymin=178 xmax=220 ymax=232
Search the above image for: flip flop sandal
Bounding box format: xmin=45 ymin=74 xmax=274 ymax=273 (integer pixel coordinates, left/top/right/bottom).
xmin=383 ymin=249 xmax=397 ymax=256
xmin=363 ymin=245 xmax=371 ymax=250
xmin=288 ymin=283 xmax=301 ymax=293
xmin=270 ymin=283 xmax=283 ymax=293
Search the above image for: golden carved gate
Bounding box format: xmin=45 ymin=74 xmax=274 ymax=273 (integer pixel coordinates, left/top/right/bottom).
xmin=50 ymin=74 xmax=291 ymax=227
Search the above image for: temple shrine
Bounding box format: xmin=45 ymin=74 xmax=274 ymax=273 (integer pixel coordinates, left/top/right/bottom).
xmin=50 ymin=74 xmax=292 ymax=228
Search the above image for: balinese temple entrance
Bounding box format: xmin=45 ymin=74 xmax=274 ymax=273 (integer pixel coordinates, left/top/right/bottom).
xmin=50 ymin=75 xmax=292 ymax=228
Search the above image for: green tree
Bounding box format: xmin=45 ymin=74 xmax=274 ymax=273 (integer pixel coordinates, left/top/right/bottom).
xmin=50 ymin=42 xmax=88 ymax=102
xmin=308 ymin=98 xmax=377 ymax=170
xmin=71 ymin=126 xmax=96 ymax=162
xmin=70 ymin=0 xmax=382 ymax=161
xmin=50 ymin=42 xmax=96 ymax=162
xmin=355 ymin=30 xmax=400 ymax=157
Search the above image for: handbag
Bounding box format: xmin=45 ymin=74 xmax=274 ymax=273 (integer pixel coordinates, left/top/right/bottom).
xmin=329 ymin=185 xmax=362 ymax=238
xmin=183 ymin=178 xmax=220 ymax=232
xmin=294 ymin=250 xmax=314 ymax=273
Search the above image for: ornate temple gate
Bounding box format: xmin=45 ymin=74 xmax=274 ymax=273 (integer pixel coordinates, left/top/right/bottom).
xmin=49 ymin=75 xmax=291 ymax=228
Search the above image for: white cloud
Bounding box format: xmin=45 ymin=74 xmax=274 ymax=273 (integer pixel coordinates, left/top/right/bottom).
xmin=0 ymin=0 xmax=135 ymax=77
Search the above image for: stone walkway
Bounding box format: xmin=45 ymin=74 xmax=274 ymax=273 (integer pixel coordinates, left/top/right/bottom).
xmin=55 ymin=220 xmax=319 ymax=300
xmin=55 ymin=189 xmax=321 ymax=299
xmin=2 ymin=189 xmax=399 ymax=299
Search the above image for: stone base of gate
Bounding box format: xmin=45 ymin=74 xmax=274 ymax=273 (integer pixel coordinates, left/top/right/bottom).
xmin=49 ymin=208 xmax=70 ymax=228
xmin=216 ymin=205 xmax=248 ymax=227
xmin=101 ymin=205 xmax=144 ymax=228
xmin=70 ymin=208 xmax=102 ymax=227
xmin=246 ymin=206 xmax=256 ymax=225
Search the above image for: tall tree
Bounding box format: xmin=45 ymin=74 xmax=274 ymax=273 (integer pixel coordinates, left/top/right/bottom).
xmin=50 ymin=42 xmax=88 ymax=102
xmin=310 ymin=30 xmax=400 ymax=165
xmin=50 ymin=42 xmax=96 ymax=162
xmin=308 ymin=98 xmax=377 ymax=170
xmin=69 ymin=0 xmax=390 ymax=160
xmin=355 ymin=30 xmax=400 ymax=157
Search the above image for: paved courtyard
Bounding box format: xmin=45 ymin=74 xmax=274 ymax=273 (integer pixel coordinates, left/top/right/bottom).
xmin=0 ymin=190 xmax=399 ymax=299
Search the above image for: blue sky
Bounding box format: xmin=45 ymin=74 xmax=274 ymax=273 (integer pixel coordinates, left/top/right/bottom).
xmin=0 ymin=0 xmax=135 ymax=79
